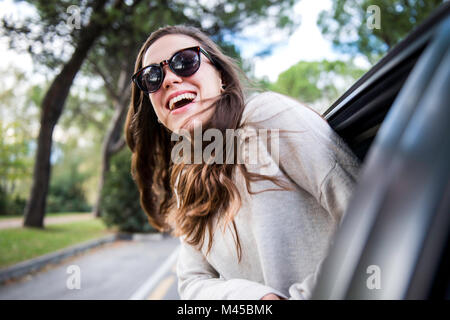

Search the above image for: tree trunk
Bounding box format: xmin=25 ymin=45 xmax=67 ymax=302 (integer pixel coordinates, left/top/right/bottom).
xmin=92 ymin=69 xmax=130 ymax=218
xmin=23 ymin=0 xmax=112 ymax=228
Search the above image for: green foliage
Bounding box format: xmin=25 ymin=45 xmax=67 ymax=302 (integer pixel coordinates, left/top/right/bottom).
xmin=0 ymin=186 xmax=26 ymax=216
xmin=0 ymin=187 xmax=5 ymax=214
xmin=46 ymin=176 xmax=91 ymax=213
xmin=2 ymin=0 xmax=300 ymax=73
xmin=46 ymin=140 xmax=92 ymax=213
xmin=0 ymin=121 xmax=33 ymax=189
xmin=0 ymin=67 xmax=45 ymax=210
xmin=318 ymin=0 xmax=445 ymax=63
xmin=101 ymin=149 xmax=155 ymax=233
xmin=61 ymin=84 xmax=112 ymax=135
xmin=0 ymin=68 xmax=38 ymax=196
xmin=269 ymin=59 xmax=366 ymax=107
xmin=46 ymin=161 xmax=91 ymax=213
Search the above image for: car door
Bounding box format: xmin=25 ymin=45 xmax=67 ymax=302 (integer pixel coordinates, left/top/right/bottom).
xmin=312 ymin=3 xmax=450 ymax=299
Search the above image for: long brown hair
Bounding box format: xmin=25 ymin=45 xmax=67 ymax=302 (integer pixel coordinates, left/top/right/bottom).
xmin=125 ymin=25 xmax=289 ymax=260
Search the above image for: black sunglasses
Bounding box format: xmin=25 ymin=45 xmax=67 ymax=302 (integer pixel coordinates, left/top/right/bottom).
xmin=131 ymin=46 xmax=217 ymax=94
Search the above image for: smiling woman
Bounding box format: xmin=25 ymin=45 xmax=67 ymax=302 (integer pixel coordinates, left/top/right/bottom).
xmin=125 ymin=25 xmax=361 ymax=300
xmin=135 ymin=34 xmax=226 ymax=133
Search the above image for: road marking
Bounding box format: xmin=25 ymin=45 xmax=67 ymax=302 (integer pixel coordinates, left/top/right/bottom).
xmin=129 ymin=245 xmax=180 ymax=300
xmin=146 ymin=274 xmax=176 ymax=300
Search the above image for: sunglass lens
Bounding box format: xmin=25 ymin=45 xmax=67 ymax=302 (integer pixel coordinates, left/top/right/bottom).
xmin=139 ymin=66 xmax=163 ymax=93
xmin=171 ymin=49 xmax=200 ymax=77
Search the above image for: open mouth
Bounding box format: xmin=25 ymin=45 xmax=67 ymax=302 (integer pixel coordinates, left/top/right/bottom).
xmin=167 ymin=93 xmax=197 ymax=111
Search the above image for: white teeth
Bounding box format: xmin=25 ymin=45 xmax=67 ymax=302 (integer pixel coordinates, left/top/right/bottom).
xmin=168 ymin=93 xmax=196 ymax=110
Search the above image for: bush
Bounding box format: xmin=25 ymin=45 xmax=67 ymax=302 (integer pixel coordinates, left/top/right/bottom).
xmin=9 ymin=194 xmax=26 ymax=216
xmin=46 ymin=163 xmax=91 ymax=213
xmin=101 ymin=149 xmax=156 ymax=233
xmin=0 ymin=187 xmax=7 ymax=215
xmin=0 ymin=186 xmax=26 ymax=216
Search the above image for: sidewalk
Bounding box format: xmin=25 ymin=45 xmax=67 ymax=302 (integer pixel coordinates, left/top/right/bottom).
xmin=0 ymin=213 xmax=93 ymax=229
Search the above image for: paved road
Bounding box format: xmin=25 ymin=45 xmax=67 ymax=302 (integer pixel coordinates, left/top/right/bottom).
xmin=0 ymin=236 xmax=181 ymax=300
xmin=0 ymin=214 xmax=93 ymax=229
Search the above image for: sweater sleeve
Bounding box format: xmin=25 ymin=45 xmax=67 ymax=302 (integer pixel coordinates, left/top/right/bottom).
xmin=177 ymin=238 xmax=288 ymax=300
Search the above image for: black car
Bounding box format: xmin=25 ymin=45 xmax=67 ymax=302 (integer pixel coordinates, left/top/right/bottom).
xmin=312 ymin=2 xmax=450 ymax=299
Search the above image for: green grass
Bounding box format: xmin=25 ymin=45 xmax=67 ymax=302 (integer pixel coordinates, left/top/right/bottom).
xmin=0 ymin=212 xmax=90 ymax=221
xmin=0 ymin=219 xmax=112 ymax=269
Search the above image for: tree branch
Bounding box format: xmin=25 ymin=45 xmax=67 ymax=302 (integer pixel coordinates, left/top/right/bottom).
xmin=110 ymin=138 xmax=126 ymax=154
xmin=87 ymin=57 xmax=121 ymax=103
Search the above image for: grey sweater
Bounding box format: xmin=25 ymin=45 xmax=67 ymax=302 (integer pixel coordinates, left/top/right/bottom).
xmin=176 ymin=91 xmax=360 ymax=299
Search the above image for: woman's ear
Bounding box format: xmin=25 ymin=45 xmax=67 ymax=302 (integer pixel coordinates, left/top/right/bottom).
xmin=220 ymin=74 xmax=226 ymax=91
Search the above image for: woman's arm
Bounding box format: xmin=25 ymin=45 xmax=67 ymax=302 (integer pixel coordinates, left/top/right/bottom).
xmin=177 ymin=238 xmax=287 ymax=300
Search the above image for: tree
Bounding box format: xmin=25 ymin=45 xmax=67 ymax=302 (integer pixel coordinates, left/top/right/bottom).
xmin=267 ymin=59 xmax=366 ymax=112
xmin=318 ymin=0 xmax=445 ymax=63
xmin=2 ymin=0 xmax=131 ymax=227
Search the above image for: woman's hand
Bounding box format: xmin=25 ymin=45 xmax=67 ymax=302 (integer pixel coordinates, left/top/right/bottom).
xmin=261 ymin=293 xmax=285 ymax=300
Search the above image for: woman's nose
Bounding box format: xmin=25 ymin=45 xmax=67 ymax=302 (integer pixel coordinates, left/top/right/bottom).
xmin=162 ymin=66 xmax=183 ymax=89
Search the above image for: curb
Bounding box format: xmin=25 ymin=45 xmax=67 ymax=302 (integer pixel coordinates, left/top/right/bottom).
xmin=0 ymin=234 xmax=120 ymax=284
xmin=132 ymin=232 xmax=165 ymax=241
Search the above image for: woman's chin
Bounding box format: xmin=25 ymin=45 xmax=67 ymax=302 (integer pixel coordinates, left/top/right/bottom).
xmin=175 ymin=116 xmax=208 ymax=134
xmin=170 ymin=105 xmax=216 ymax=135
